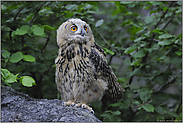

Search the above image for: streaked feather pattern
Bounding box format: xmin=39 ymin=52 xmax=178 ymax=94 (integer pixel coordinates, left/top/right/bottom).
xmin=55 ymin=18 xmax=124 ymax=113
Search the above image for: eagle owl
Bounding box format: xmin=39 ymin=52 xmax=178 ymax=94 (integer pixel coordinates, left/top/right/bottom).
xmin=55 ymin=18 xmax=124 ymax=113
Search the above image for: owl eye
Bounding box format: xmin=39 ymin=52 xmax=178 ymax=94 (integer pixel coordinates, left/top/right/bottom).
xmin=70 ymin=25 xmax=77 ymax=32
xmin=84 ymin=26 xmax=88 ymax=32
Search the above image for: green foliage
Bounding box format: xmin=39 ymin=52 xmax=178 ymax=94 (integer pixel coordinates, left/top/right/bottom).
xmin=1 ymin=68 xmax=36 ymax=87
xmin=9 ymin=52 xmax=23 ymax=63
xmin=20 ymin=76 xmax=36 ymax=87
xmin=1 ymin=1 xmax=182 ymax=122
xmin=103 ymin=48 xmax=115 ymax=55
xmin=1 ymin=68 xmax=19 ymax=86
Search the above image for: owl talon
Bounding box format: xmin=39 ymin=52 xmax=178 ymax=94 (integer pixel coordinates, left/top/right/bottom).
xmin=81 ymin=104 xmax=87 ymax=109
xmin=91 ymin=110 xmax=94 ymax=114
xmin=62 ymin=102 xmax=66 ymax=106
xmin=81 ymin=103 xmax=94 ymax=114
xmin=71 ymin=103 xmax=76 ymax=107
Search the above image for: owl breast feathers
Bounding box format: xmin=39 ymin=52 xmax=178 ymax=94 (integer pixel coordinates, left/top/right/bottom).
xmin=55 ymin=18 xmax=124 ymax=113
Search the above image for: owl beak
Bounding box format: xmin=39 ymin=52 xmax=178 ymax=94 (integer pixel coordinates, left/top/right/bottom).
xmin=80 ymin=29 xmax=85 ymax=36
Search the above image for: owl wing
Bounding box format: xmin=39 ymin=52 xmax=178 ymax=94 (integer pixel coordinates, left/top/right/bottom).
xmin=89 ymin=43 xmax=124 ymax=101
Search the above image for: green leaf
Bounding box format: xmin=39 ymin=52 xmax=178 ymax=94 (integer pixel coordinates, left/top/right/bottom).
xmin=167 ymin=110 xmax=179 ymax=117
xmin=4 ymin=59 xmax=9 ymax=63
xmin=39 ymin=7 xmax=53 ymax=15
xmin=158 ymin=40 xmax=173 ymax=46
xmin=113 ymin=111 xmax=121 ymax=115
xmin=24 ymin=13 xmax=34 ymax=22
xmin=175 ymin=50 xmax=182 ymax=56
xmin=133 ymin=49 xmax=146 ymax=58
xmin=155 ymin=106 xmax=164 ymax=114
xmin=65 ymin=4 xmax=78 ymax=10
xmin=110 ymin=102 xmax=122 ymax=107
xmin=23 ymin=55 xmax=36 ymax=62
xmin=20 ymin=76 xmax=36 ymax=87
xmin=14 ymin=29 xmax=27 ymax=35
xmin=134 ymin=37 xmax=146 ymax=42
xmin=4 ymin=73 xmax=18 ymax=83
xmin=83 ymin=4 xmax=92 ymax=9
xmin=95 ymin=19 xmax=104 ymax=27
xmin=21 ymin=25 xmax=30 ymax=31
xmin=1 ymin=68 xmax=10 ymax=78
xmin=1 ymin=68 xmax=18 ymax=84
xmin=134 ymin=101 xmax=141 ymax=105
xmin=152 ymin=28 xmax=164 ymax=34
xmin=32 ymin=25 xmax=44 ymax=36
xmin=121 ymin=20 xmax=133 ymax=26
xmin=43 ymin=25 xmax=55 ymax=30
xmin=130 ymin=59 xmax=142 ymax=66
xmin=124 ymin=45 xmax=137 ymax=54
xmin=117 ymin=77 xmax=127 ymax=82
xmin=142 ymin=104 xmax=154 ymax=112
xmin=150 ymin=10 xmax=157 ymax=15
xmin=157 ymin=55 xmax=166 ymax=61
xmin=103 ymin=48 xmax=115 ymax=55
xmin=14 ymin=25 xmax=30 ymax=35
xmin=2 ymin=50 xmax=10 ymax=58
xmin=140 ymin=89 xmax=153 ymax=101
xmin=9 ymin=52 xmax=23 ymax=63
xmin=158 ymin=34 xmax=173 ymax=39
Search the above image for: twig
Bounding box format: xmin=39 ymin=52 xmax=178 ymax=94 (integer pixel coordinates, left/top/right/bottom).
xmin=13 ymin=7 xmax=24 ymax=22
xmin=29 ymin=1 xmax=46 ymax=23
xmin=97 ymin=30 xmax=111 ymax=47
xmin=162 ymin=12 xmax=176 ymax=29
xmin=108 ymin=54 xmax=115 ymax=66
xmin=126 ymin=55 xmax=135 ymax=90
xmin=176 ymin=100 xmax=182 ymax=113
xmin=41 ymin=31 xmax=50 ymax=53
xmin=153 ymin=76 xmax=177 ymax=94
xmin=154 ymin=2 xmax=174 ymax=29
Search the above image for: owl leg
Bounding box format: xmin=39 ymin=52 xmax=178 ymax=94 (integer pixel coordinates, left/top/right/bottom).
xmin=62 ymin=100 xmax=76 ymax=107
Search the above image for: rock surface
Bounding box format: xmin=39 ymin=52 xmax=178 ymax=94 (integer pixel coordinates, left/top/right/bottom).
xmin=1 ymin=86 xmax=101 ymax=122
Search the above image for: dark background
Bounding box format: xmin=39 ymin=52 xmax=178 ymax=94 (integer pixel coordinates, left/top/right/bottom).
xmin=1 ymin=1 xmax=182 ymax=122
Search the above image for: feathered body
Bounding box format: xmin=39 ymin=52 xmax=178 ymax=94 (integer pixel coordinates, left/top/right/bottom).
xmin=55 ymin=18 xmax=124 ymax=113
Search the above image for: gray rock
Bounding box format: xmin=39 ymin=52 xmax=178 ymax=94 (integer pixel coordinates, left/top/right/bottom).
xmin=1 ymin=86 xmax=101 ymax=122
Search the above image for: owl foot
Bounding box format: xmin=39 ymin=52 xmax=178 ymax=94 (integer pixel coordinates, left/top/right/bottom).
xmin=75 ymin=103 xmax=94 ymax=114
xmin=62 ymin=100 xmax=75 ymax=107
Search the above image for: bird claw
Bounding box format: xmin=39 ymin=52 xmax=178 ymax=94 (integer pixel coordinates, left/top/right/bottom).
xmin=61 ymin=102 xmax=66 ymax=106
xmin=91 ymin=109 xmax=94 ymax=114
xmin=81 ymin=104 xmax=87 ymax=109
xmin=71 ymin=103 xmax=76 ymax=107
xmin=81 ymin=104 xmax=94 ymax=114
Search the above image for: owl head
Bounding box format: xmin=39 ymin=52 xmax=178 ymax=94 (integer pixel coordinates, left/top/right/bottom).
xmin=57 ymin=18 xmax=94 ymax=46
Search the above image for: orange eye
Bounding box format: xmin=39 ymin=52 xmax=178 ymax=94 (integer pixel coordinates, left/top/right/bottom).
xmin=84 ymin=26 xmax=88 ymax=32
xmin=70 ymin=26 xmax=77 ymax=32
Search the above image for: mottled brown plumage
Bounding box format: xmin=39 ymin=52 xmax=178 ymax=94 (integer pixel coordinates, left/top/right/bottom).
xmin=55 ymin=18 xmax=124 ymax=113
